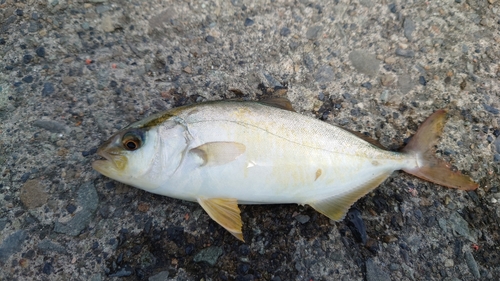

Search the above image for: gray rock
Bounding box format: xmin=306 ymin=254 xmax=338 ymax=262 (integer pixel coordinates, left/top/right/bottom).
xmin=380 ymin=90 xmax=390 ymax=103
xmin=494 ymin=154 xmax=500 ymax=162
xmin=20 ymin=179 xmax=49 ymax=209
xmin=314 ymin=65 xmax=335 ymax=84
xmin=244 ymin=18 xmax=254 ymax=27
xmin=389 ymin=263 xmax=400 ymax=271
xmin=0 ymin=218 xmax=7 ymax=231
xmin=109 ymin=265 xmax=133 ymax=277
xmin=398 ymin=74 xmax=413 ymax=94
xmin=38 ymin=239 xmax=67 ymax=254
xmin=28 ymin=21 xmax=40 ymax=32
xmin=42 ymin=82 xmax=55 ymax=96
xmin=205 ymin=35 xmax=215 ymax=43
xmin=96 ymin=5 xmax=111 ymax=14
xmin=494 ymin=137 xmax=500 ymax=153
xmin=303 ymin=53 xmax=315 ymax=71
xmin=403 ymin=18 xmax=416 ymax=41
xmin=465 ymin=251 xmax=480 ymax=278
xmin=0 ymin=230 xmax=27 ymax=264
xmin=193 ymin=246 xmax=223 ymax=266
xmin=365 ymin=258 xmax=391 ymax=281
xmin=359 ymin=0 xmax=375 ymax=7
xmin=90 ymin=274 xmax=103 ymax=281
xmin=263 ymin=73 xmax=282 ymax=87
xmin=54 ymin=182 xmax=99 ymax=236
xmin=349 ymin=50 xmax=380 ymax=77
xmin=305 ymin=25 xmax=323 ymax=40
xmin=295 ymin=215 xmax=310 ymax=224
xmin=81 ymin=22 xmax=90 ymax=30
xmin=395 ymin=48 xmax=415 ymax=58
xmin=449 ymin=212 xmax=476 ymax=242
xmin=280 ymin=27 xmax=291 ymax=37
xmin=438 ymin=215 xmax=448 ymax=232
xmin=101 ymin=16 xmax=115 ymax=32
xmin=149 ymin=271 xmax=169 ymax=281
xmin=483 ymin=104 xmax=499 ymax=114
xmin=33 ymin=120 xmax=68 ymax=133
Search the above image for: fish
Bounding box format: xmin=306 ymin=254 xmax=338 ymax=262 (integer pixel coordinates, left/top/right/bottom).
xmin=92 ymin=98 xmax=479 ymax=241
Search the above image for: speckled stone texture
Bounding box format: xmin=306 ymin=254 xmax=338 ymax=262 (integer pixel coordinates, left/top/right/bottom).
xmin=0 ymin=0 xmax=499 ymax=280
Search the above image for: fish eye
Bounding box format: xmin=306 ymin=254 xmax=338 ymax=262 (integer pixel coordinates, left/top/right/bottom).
xmin=122 ymin=131 xmax=143 ymax=151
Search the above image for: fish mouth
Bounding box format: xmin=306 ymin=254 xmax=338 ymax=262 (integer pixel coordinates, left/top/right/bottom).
xmin=92 ymin=149 xmax=128 ymax=175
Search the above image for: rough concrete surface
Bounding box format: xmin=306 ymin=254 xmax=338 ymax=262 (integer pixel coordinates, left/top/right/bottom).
xmin=0 ymin=0 xmax=499 ymax=280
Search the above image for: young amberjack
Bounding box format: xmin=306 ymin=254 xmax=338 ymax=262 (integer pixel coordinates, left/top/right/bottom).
xmin=92 ymin=98 xmax=478 ymax=241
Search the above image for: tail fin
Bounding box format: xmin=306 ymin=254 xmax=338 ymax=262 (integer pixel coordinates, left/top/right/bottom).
xmin=402 ymin=110 xmax=479 ymax=191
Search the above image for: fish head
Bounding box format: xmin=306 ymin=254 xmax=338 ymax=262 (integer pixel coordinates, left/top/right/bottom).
xmin=92 ymin=127 xmax=161 ymax=189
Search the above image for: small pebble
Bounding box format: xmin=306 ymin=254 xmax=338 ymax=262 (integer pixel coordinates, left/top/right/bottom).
xmin=388 ymin=3 xmax=397 ymax=13
xmin=280 ymin=27 xmax=291 ymax=37
xmin=403 ymin=18 xmax=416 ymax=41
xmin=294 ymin=214 xmax=310 ymax=224
xmin=0 ymin=38 xmax=5 ymax=45
xmin=305 ymin=25 xmax=323 ymax=40
xmin=66 ymin=203 xmax=77 ymax=214
xmin=384 ymin=57 xmax=396 ymax=64
xmin=42 ymin=262 xmax=53 ymax=274
xmin=205 ymin=35 xmax=215 ymax=43
xmin=108 ymin=265 xmax=133 ymax=277
xmin=419 ymin=76 xmax=427 ymax=86
xmin=193 ymin=246 xmax=223 ymax=266
xmin=36 ymin=47 xmax=46 ymax=57
xmin=346 ymin=208 xmax=367 ymax=244
xmin=16 ymin=9 xmax=24 ymax=16
xmin=380 ymin=90 xmax=390 ymax=103
xmin=361 ymin=82 xmax=372 ymax=89
xmin=42 ymin=82 xmax=55 ymax=96
xmin=493 ymin=154 xmax=500 ymax=162
xmin=395 ymin=48 xmax=415 ymax=58
xmin=23 ymin=54 xmax=33 ymax=64
xmin=22 ymin=75 xmax=33 ymax=83
xmin=244 ymin=18 xmax=254 ymax=27
xmin=483 ymin=104 xmax=499 ymax=114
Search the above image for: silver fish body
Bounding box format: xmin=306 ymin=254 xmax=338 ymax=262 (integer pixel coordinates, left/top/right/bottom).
xmin=93 ymin=99 xmax=478 ymax=241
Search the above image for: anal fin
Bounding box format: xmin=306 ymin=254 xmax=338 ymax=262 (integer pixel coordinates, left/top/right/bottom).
xmin=309 ymin=172 xmax=392 ymax=221
xmin=197 ymin=198 xmax=244 ymax=242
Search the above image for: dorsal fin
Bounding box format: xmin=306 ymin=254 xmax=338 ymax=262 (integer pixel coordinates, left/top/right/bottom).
xmin=259 ymin=97 xmax=295 ymax=112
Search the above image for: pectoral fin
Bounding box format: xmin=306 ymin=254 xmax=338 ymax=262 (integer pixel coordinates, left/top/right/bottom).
xmin=309 ymin=172 xmax=392 ymax=221
xmin=197 ymin=197 xmax=244 ymax=241
xmin=190 ymin=142 xmax=246 ymax=166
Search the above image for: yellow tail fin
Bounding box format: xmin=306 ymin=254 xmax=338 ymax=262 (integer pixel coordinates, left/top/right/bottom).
xmin=402 ymin=110 xmax=478 ymax=191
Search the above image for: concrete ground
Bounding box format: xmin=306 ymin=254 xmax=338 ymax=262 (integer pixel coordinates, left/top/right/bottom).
xmin=0 ymin=0 xmax=499 ymax=280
